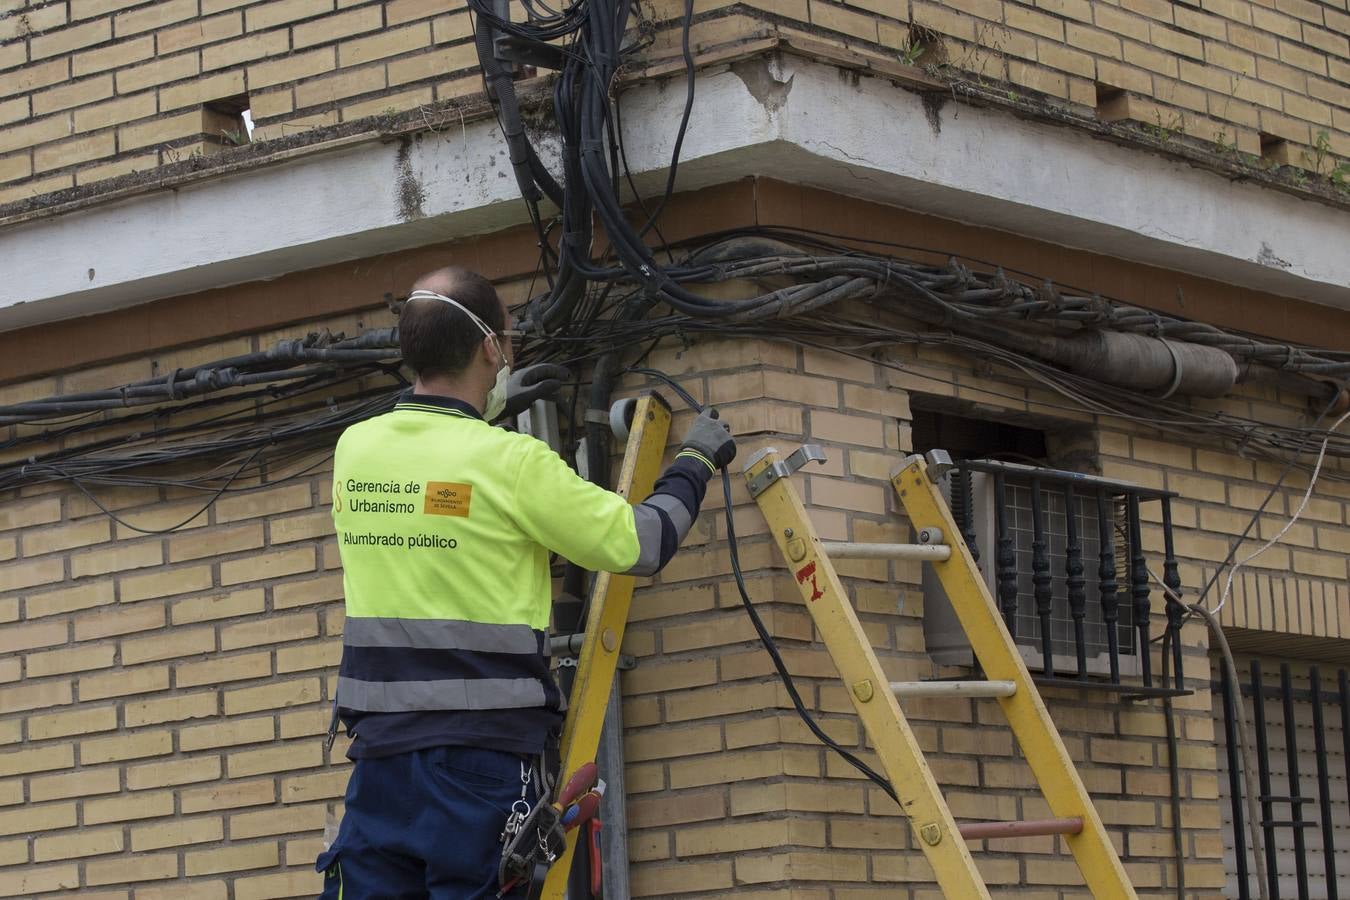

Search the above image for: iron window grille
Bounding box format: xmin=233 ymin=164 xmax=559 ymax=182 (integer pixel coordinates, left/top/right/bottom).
xmin=923 ymin=458 xmax=1188 ymax=696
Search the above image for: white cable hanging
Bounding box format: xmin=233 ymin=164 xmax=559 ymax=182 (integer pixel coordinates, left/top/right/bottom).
xmin=1214 ymin=406 xmax=1350 ymax=616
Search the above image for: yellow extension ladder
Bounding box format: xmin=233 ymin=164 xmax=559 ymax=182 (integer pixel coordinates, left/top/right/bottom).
xmin=541 ymin=393 xmax=672 ymax=900
xmin=742 ymin=445 xmax=1137 ymax=899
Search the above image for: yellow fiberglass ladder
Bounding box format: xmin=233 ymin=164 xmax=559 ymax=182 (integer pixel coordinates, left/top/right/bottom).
xmin=539 ymin=392 xmax=672 ymax=900
xmin=742 ymin=445 xmax=1138 ymax=900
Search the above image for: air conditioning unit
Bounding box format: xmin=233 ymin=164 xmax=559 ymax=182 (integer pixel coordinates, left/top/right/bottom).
xmin=922 ymin=469 xmax=1140 ymax=677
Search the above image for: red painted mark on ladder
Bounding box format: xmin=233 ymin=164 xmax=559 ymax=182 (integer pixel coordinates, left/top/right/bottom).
xmin=795 ymin=561 xmax=823 ymax=602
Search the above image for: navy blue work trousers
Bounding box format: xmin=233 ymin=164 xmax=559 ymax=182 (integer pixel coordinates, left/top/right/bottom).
xmin=316 ymin=746 xmax=532 ymax=899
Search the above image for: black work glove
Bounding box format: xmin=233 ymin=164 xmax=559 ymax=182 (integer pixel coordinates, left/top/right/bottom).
xmin=679 ymin=407 xmax=737 ymax=470
xmin=499 ymin=364 xmax=571 ymax=420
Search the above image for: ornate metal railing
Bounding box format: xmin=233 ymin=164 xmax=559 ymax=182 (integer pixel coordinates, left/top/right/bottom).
xmin=945 ymin=458 xmax=1188 ymax=698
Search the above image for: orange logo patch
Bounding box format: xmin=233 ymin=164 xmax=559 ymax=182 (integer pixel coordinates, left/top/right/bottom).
xmin=424 ymin=482 xmax=472 ymax=517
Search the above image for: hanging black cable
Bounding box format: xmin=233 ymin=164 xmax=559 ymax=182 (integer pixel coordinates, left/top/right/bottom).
xmin=634 ymin=0 xmax=695 ymax=239
xmin=630 ymin=364 xmax=900 ymax=806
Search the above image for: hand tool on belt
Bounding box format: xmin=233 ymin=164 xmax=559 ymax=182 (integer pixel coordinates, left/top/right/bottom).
xmin=498 ymin=761 xmax=603 ymax=899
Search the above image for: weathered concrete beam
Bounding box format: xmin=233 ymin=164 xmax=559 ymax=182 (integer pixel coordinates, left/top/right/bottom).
xmin=1 ymin=52 xmax=1346 ymax=332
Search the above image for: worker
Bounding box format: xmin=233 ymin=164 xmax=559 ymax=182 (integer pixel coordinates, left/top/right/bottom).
xmin=315 ymin=266 xmax=736 ymax=899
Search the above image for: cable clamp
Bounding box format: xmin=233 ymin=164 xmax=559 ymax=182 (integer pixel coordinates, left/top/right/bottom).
xmin=945 ymin=257 xmax=971 ymax=288
xmin=1037 ymin=279 xmax=1061 ymax=311
xmin=1153 ymin=338 xmax=1185 ymax=400
xmin=992 ymin=266 xmax=1015 ymax=300
xmin=164 ymin=368 xmax=184 ymax=400
xmin=1088 ymin=293 xmax=1111 ymax=323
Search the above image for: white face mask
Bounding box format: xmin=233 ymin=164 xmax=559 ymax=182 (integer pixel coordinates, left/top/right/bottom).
xmin=407 ymin=289 xmax=510 ymax=420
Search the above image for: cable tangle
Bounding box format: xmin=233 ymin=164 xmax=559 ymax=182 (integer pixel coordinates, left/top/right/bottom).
xmin=3 ymin=227 xmax=1350 ymax=504
xmin=12 ymin=0 xmax=1345 ymax=488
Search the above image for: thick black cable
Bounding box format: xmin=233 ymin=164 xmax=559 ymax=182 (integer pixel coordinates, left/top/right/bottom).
xmin=561 ymin=297 xmax=660 ymax=639
xmin=28 ymin=298 xmax=1324 ymax=483
xmin=1 ymin=390 xmax=396 ymax=498
xmin=5 ymin=232 xmax=1348 ymax=529
xmin=458 ymin=0 xmax=1350 ymax=367
xmin=720 ymin=467 xmax=900 ymax=805
xmin=612 ymin=90 xmax=673 ymax=263
xmin=26 ymin=444 xmax=265 ymax=535
xmin=634 ymin=0 xmax=695 ymax=239
xmin=630 ymin=364 xmax=900 ymax=805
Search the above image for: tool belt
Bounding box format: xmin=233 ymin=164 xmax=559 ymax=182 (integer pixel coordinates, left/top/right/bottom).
xmin=497 ymin=760 xmax=603 ymax=898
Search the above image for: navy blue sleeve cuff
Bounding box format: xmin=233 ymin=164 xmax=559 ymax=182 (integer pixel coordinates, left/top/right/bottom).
xmin=625 ymin=455 xmax=715 ymax=577
xmin=654 ymin=454 xmax=713 ymax=521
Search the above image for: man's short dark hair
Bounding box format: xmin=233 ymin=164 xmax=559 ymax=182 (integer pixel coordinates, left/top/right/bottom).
xmin=399 ymin=267 xmax=505 ymax=379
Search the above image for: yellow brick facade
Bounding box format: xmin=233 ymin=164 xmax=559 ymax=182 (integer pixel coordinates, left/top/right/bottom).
xmin=0 ymin=0 xmax=1347 ymax=206
xmin=0 ymin=200 xmax=1346 ymax=897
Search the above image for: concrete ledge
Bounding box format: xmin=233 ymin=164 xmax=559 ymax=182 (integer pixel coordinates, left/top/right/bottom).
xmin=1 ymin=48 xmax=1347 ymax=332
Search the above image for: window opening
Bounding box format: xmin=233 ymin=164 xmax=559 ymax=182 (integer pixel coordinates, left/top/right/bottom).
xmin=912 ymin=405 xmax=1136 ymax=676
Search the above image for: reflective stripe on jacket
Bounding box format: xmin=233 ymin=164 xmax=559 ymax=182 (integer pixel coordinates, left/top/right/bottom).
xmin=332 ymin=393 xmax=643 ymax=721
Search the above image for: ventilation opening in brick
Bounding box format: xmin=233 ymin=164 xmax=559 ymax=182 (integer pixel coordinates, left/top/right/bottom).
xmin=911 ymin=399 xmax=1097 ymax=472
xmin=1260 ymin=132 xmax=1291 ymax=166
xmin=1093 ymin=84 xmax=1126 ymax=119
xmin=1093 ymin=84 xmax=1124 ymax=105
xmin=901 ymin=23 xmax=944 ymax=66
xmin=912 ymin=407 xmax=1048 ymax=464
xmin=205 ymin=94 xmax=252 ymax=149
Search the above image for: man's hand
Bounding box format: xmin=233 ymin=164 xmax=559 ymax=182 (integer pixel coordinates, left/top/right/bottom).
xmin=499 ymin=364 xmax=571 ymax=420
xmin=678 ymin=407 xmax=737 ymax=470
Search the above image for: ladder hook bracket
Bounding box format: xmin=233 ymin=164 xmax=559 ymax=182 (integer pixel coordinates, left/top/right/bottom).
xmin=744 ymin=444 xmax=827 ymax=499
xmin=924 ymin=448 xmax=955 ymax=480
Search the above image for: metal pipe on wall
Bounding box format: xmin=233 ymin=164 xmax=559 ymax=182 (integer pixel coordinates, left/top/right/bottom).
xmin=596 ymin=680 xmax=631 ymax=900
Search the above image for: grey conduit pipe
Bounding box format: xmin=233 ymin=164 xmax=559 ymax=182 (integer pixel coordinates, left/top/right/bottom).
xmin=1056 ymin=330 xmax=1239 ymax=398
xmin=949 ymin=320 xmax=1241 ymax=398
xmin=854 ymin=286 xmax=1244 ymax=399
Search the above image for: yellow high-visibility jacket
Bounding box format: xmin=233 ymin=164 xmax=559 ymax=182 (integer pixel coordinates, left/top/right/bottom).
xmin=331 ymin=392 xmax=710 ymax=756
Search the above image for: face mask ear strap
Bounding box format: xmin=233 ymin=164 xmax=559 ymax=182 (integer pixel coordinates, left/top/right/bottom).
xmin=485 ymin=332 xmax=507 ymax=369
xmin=407 ymin=290 xmax=497 ymax=342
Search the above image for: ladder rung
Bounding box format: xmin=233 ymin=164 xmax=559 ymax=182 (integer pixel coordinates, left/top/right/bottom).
xmin=889 ymin=680 xmax=1017 ymax=699
xmin=818 ymin=541 xmax=951 ymax=561
xmin=959 ymin=817 xmax=1084 ymax=841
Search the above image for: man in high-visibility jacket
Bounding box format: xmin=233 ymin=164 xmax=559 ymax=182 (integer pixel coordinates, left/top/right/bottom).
xmin=316 ymin=266 xmax=735 ymax=899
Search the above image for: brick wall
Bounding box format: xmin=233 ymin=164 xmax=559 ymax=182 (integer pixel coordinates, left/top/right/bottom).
xmin=0 ymin=0 xmax=482 ymax=205
xmin=609 ymin=317 xmax=1350 ymax=897
xmin=3 ymin=204 xmax=1350 ymax=895
xmin=0 ymin=0 xmax=1347 ymax=206
xmin=609 ymin=327 xmax=1238 ymax=898
xmin=0 ymin=310 xmax=392 ymax=899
